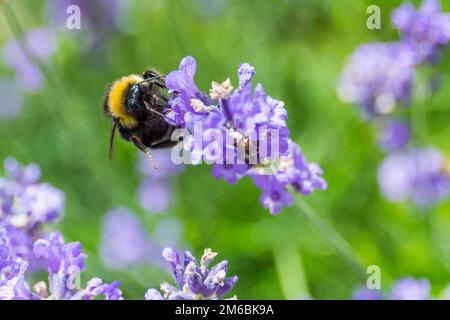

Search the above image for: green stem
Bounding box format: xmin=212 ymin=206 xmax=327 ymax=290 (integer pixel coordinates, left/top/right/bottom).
xmin=273 ymin=246 xmax=310 ymax=299
xmin=423 ymin=212 xmax=450 ymax=274
xmin=295 ymin=197 xmax=366 ymax=280
xmin=409 ymin=67 xmax=438 ymax=145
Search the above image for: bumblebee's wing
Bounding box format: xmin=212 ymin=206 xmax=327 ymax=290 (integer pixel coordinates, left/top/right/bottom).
xmin=109 ymin=122 xmax=117 ymax=159
xmin=140 ymin=69 xmax=166 ymax=91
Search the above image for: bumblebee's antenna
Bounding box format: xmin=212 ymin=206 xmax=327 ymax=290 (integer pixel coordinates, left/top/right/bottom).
xmin=109 ymin=122 xmax=117 ymax=159
xmin=137 ymin=75 xmax=165 ymax=85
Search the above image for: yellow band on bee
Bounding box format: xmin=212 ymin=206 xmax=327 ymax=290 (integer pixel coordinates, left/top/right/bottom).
xmin=107 ymin=74 xmax=143 ymax=128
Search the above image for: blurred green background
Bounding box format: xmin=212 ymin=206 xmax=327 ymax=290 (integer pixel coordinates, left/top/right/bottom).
xmin=1 ymin=0 xmax=450 ymax=299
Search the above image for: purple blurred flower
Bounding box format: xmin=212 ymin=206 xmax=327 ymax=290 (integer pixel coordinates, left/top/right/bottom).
xmin=352 ymin=287 xmax=383 ymax=300
xmin=378 ymin=119 xmax=411 ymax=151
xmin=46 ymin=0 xmax=121 ymax=31
xmin=33 ymin=232 xmax=123 ymax=300
xmin=3 ymin=157 xmax=41 ymax=184
xmin=18 ymin=183 xmax=65 ymax=226
xmin=99 ymin=208 xmax=151 ymax=269
xmin=1 ymin=157 xmax=64 ymax=228
xmin=3 ymin=28 xmax=57 ymax=91
xmin=352 ymin=277 xmax=432 ymax=300
xmin=392 ymin=0 xmax=450 ymax=63
xmin=137 ymin=150 xmax=184 ymax=215
xmin=0 ymin=78 xmax=24 ymax=119
xmin=99 ymin=208 xmax=182 ymax=270
xmin=338 ymin=42 xmax=417 ymax=118
xmin=138 ymin=150 xmax=184 ymax=181
xmin=45 ymin=0 xmax=130 ymax=55
xmin=391 ymin=277 xmax=430 ymax=300
xmin=138 ymin=181 xmax=172 ymax=214
xmin=0 ymin=157 xmax=64 ymax=264
xmin=145 ymin=247 xmax=238 ymax=300
xmin=0 ymin=158 xmax=122 ymax=300
xmin=377 ymin=147 xmax=450 ymax=206
xmin=165 ymin=56 xmax=326 ymax=214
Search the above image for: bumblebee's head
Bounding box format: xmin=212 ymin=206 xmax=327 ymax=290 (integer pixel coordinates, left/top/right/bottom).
xmin=105 ymin=74 xmax=144 ymax=128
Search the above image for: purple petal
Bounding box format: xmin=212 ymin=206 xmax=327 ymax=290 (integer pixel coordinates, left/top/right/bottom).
xmin=237 ymin=63 xmax=255 ymax=92
xmin=145 ymin=288 xmax=164 ymax=300
xmin=216 ymin=275 xmax=238 ymax=298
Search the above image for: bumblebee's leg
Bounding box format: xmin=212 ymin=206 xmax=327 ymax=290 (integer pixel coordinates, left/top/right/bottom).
xmin=116 ymin=128 xmax=156 ymax=167
xmin=150 ymin=84 xmax=169 ymax=103
xmin=147 ymin=82 xmax=169 ymax=107
xmin=151 ymin=140 xmax=180 ymax=149
xmin=150 ymin=126 xmax=182 ymax=149
xmin=131 ymin=135 xmax=157 ymax=169
xmin=118 ymin=128 xmax=133 ymax=141
xmin=156 ymin=93 xmax=169 ymax=103
xmin=109 ymin=122 xmax=117 ymax=159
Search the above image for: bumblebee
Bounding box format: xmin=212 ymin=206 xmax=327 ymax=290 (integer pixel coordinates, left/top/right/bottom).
xmin=104 ymin=70 xmax=178 ymax=166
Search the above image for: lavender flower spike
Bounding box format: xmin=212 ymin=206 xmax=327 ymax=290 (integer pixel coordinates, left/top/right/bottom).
xmin=0 ymin=157 xmax=64 ymax=267
xmin=1 ymin=229 xmax=123 ymax=300
xmin=377 ymin=119 xmax=411 ymax=151
xmin=352 ymin=287 xmax=383 ymax=300
xmin=337 ymin=42 xmax=417 ymax=118
xmin=99 ymin=207 xmax=152 ymax=269
xmin=32 ymin=232 xmax=123 ymax=300
xmin=377 ymin=147 xmax=450 ymax=206
xmin=0 ymin=229 xmax=31 ymax=300
xmin=352 ymin=276 xmax=432 ymax=300
xmin=392 ymin=0 xmax=450 ymax=63
xmin=165 ymin=56 xmax=326 ymax=214
xmin=3 ymin=28 xmax=57 ymax=91
xmin=145 ymin=247 xmax=238 ymax=300
xmin=390 ymin=277 xmax=431 ymax=300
